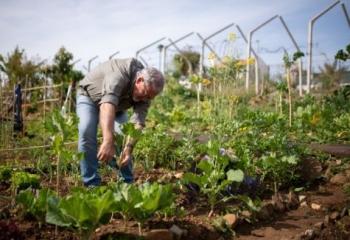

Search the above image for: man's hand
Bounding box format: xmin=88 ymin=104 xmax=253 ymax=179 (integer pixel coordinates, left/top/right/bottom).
xmin=119 ymin=146 xmax=132 ymax=167
xmin=97 ymin=141 xmax=115 ymax=163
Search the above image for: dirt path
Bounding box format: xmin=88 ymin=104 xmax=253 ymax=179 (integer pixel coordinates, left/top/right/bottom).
xmin=234 ymin=144 xmax=350 ymax=240
xmin=236 ymin=183 xmax=348 ymax=240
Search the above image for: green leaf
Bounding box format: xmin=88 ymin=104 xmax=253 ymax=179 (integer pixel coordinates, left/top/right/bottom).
xmin=182 ymin=173 xmax=203 ymax=187
xmin=197 ymin=160 xmax=212 ymax=175
xmin=46 ymin=195 xmax=72 ymax=227
xmin=226 ymin=169 xmax=244 ymax=182
xmin=121 ymin=123 xmax=142 ymax=139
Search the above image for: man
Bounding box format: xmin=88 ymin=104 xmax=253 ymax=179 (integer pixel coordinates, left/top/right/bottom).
xmin=77 ymin=58 xmax=164 ymax=186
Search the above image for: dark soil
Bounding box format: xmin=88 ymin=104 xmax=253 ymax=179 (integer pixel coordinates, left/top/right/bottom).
xmin=0 ymin=143 xmax=350 ymax=240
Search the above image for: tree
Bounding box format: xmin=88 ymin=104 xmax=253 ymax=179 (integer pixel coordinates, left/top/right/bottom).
xmin=173 ymin=48 xmax=200 ymax=76
xmin=318 ymin=61 xmax=348 ymax=90
xmin=0 ymin=46 xmax=43 ymax=88
xmin=335 ymin=44 xmax=350 ymax=62
xmin=48 ymin=47 xmax=83 ymax=85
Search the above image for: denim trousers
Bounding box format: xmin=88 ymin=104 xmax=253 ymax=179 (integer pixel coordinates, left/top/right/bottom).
xmin=76 ymin=95 xmax=133 ymax=186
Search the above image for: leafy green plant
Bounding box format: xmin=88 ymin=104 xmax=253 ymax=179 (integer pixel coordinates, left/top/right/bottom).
xmin=0 ymin=166 xmax=12 ymax=183
xmin=11 ymin=172 xmax=40 ymax=191
xmin=111 ymin=181 xmax=176 ymax=235
xmin=183 ymin=141 xmax=244 ymax=215
xmin=16 ymin=188 xmax=55 ymax=228
xmin=45 ymin=110 xmax=81 ymax=191
xmin=46 ymin=188 xmax=116 ymax=240
xmin=283 ymin=51 xmax=304 ymax=127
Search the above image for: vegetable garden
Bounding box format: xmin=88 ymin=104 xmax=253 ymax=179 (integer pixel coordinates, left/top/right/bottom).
xmin=1 ymin=35 xmax=350 ymax=240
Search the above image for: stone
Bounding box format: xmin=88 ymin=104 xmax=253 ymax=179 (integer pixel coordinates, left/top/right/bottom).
xmin=257 ymin=202 xmax=275 ymax=220
xmin=288 ymin=191 xmax=299 ymax=209
xmin=345 ymin=169 xmax=350 ymax=179
xmin=341 ymin=207 xmax=348 ymax=218
xmin=299 ymin=195 xmax=306 ymax=202
xmin=330 ymin=173 xmax=347 ymax=185
xmin=311 ymin=203 xmax=322 ymax=210
xmin=299 ymin=157 xmax=323 ymax=182
xmin=251 ymin=229 xmax=265 ymax=237
xmin=223 ymin=213 xmax=238 ymax=229
xmin=313 ymin=222 xmax=324 ymax=230
xmin=273 ymin=199 xmax=286 ymax=213
xmin=241 ymin=210 xmax=252 ymax=219
xmin=145 ymin=229 xmax=173 ymax=240
xmin=330 ymin=211 xmax=340 ymax=221
xmin=169 ymin=224 xmax=186 ymax=239
xmin=324 ymin=215 xmax=330 ymax=226
xmin=304 ymin=229 xmax=315 ymax=239
xmin=174 ymin=172 xmax=183 ymax=179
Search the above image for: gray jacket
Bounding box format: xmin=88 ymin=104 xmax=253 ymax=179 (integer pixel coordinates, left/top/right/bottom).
xmin=78 ymin=58 xmax=150 ymax=126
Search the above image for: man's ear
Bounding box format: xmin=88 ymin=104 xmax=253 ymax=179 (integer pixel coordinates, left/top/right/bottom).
xmin=136 ymin=76 xmax=144 ymax=84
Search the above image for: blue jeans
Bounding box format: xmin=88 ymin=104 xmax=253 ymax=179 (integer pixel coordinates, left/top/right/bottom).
xmin=77 ymin=95 xmax=133 ymax=186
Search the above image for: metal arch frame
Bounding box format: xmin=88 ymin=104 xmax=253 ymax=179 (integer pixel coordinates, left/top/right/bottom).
xmin=245 ymin=15 xmax=303 ymax=95
xmin=135 ymin=37 xmax=166 ymax=66
xmin=197 ymin=23 xmax=234 ymax=76
xmin=87 ymin=55 xmax=98 ymax=72
xmin=109 ymin=51 xmax=120 ymax=60
xmin=306 ymin=0 xmax=350 ymax=93
xmin=197 ymin=23 xmax=267 ymax=84
xmin=167 ymin=38 xmax=193 ymax=75
xmin=161 ymin=32 xmax=195 ymax=74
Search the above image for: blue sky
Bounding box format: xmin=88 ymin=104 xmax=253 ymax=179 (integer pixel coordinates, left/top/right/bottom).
xmin=0 ymin=0 xmax=349 ymax=72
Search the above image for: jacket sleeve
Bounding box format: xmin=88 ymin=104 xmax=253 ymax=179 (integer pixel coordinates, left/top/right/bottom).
xmin=130 ymin=100 xmax=151 ymax=126
xmin=99 ymin=73 xmax=127 ymax=107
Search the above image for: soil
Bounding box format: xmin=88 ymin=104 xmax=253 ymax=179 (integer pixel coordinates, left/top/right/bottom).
xmin=0 ymin=144 xmax=350 ymax=240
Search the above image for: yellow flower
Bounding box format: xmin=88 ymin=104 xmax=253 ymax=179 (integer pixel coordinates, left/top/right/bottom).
xmin=228 ymin=32 xmax=237 ymax=42
xmin=310 ymin=113 xmax=320 ymax=125
xmin=247 ymin=57 xmax=255 ymax=65
xmin=208 ymin=52 xmax=216 ymax=60
xmin=222 ymin=55 xmax=232 ymax=64
xmin=202 ymin=78 xmax=211 ymax=86
xmin=236 ymin=59 xmax=246 ymax=67
xmin=228 ymin=95 xmax=239 ymax=104
xmin=336 ymin=131 xmax=348 ymax=138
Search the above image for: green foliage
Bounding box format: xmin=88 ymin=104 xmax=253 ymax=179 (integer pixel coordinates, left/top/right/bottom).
xmin=121 ymin=122 xmax=142 ymax=140
xmin=46 ymin=188 xmax=115 ymax=240
xmin=16 ymin=188 xmax=55 ymax=227
xmin=183 ymin=141 xmax=244 ymax=211
xmin=208 ymin=56 xmax=246 ymax=86
xmin=173 ymin=49 xmax=200 ymax=76
xmin=111 ymin=182 xmax=175 ymax=227
xmin=11 ymin=172 xmax=40 ymax=191
xmin=45 ymin=182 xmax=175 ymax=238
xmin=317 ymin=61 xmax=348 ymax=89
xmin=48 ymin=47 xmax=84 ymax=85
xmin=0 ymin=46 xmax=43 ymax=87
xmin=45 ymin=110 xmax=81 ymax=175
xmin=335 ymin=44 xmax=350 ymax=61
xmin=0 ymin=166 xmax=12 ymax=182
xmin=134 ymin=124 xmax=183 ymax=170
xmin=283 ymin=51 xmax=304 ymax=68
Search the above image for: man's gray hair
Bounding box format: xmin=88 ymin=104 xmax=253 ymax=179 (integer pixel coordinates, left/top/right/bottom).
xmin=140 ymin=67 xmax=165 ymax=94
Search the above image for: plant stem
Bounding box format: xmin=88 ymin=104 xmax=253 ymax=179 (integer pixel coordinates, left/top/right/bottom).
xmin=196 ymin=84 xmax=200 ymax=118
xmin=138 ymin=222 xmax=142 ymax=236
xmin=286 ymin=68 xmax=292 ymax=127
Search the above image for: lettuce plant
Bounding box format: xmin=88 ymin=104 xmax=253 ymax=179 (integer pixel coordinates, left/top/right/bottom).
xmin=111 ymin=182 xmax=175 ymax=235
xmin=0 ymin=166 xmax=12 ymax=183
xmin=11 ymin=172 xmax=40 ymax=191
xmin=16 ymin=188 xmax=55 ymax=228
